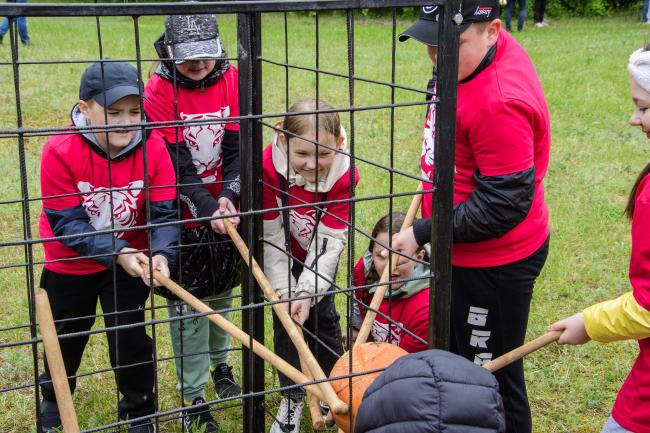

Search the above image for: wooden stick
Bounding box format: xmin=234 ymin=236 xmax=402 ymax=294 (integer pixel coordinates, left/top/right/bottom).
xmin=224 ymin=219 xmax=348 ymax=415
xmin=146 ymin=267 xmax=326 ymax=402
xmin=483 ymin=330 xmax=562 ymax=373
xmin=35 ymin=288 xmax=80 ymax=433
xmin=355 ymin=185 xmax=423 ymax=346
xmin=294 ymin=322 xmax=325 ymax=431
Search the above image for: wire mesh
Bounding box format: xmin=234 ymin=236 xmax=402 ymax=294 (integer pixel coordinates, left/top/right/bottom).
xmin=0 ymin=1 xmax=458 ymax=432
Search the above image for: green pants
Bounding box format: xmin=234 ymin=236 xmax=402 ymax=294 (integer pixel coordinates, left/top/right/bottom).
xmin=167 ymin=290 xmax=234 ymax=402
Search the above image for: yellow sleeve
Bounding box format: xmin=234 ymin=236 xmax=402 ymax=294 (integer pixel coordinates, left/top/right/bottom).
xmin=583 ymin=291 xmax=650 ymax=343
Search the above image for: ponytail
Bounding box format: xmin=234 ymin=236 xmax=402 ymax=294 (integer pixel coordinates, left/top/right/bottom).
xmin=625 ymin=161 xmax=650 ymax=219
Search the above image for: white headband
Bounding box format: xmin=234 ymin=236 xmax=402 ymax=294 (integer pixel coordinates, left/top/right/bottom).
xmin=628 ymin=48 xmax=650 ymax=94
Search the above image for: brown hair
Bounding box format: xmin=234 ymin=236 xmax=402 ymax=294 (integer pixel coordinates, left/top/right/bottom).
xmin=365 ymin=212 xmax=427 ymax=285
xmin=282 ymin=99 xmax=341 ymax=141
xmin=626 ymin=43 xmax=650 ymax=219
xmin=625 ymin=162 xmax=650 ymax=218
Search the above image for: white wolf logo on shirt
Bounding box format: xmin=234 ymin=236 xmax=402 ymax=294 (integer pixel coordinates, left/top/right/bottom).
xmin=371 ymin=320 xmax=403 ymax=346
xmin=77 ymin=180 xmax=143 ymax=238
xmin=180 ymin=109 xmax=230 ymax=182
xmin=421 ymin=104 xmax=435 ymax=179
xmin=289 ymin=209 xmax=317 ymax=248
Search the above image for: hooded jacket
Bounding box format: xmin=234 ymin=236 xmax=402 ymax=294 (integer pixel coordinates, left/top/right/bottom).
xmin=262 ymin=129 xmax=359 ymax=301
xmin=355 ymin=349 xmax=506 ymax=433
xmin=39 ymin=104 xmax=179 ymax=274
xmin=351 ymin=252 xmax=430 ymax=353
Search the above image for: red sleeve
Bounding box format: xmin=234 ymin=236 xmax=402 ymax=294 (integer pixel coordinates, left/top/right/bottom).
xmin=262 ymin=146 xmax=280 ymax=220
xmin=320 ymin=167 xmax=359 ymax=230
xmin=468 ymin=99 xmax=535 ymax=176
xmin=225 ymin=66 xmax=240 ymax=132
xmin=41 ymin=138 xmax=81 ymax=211
xmin=353 ymin=257 xmax=367 ymax=317
xmin=147 ymin=132 xmax=177 ymax=203
xmin=399 ymin=304 xmax=430 ymax=353
xmin=631 ymin=176 xmax=650 ymax=310
xmin=144 ymin=76 xmax=183 ymax=144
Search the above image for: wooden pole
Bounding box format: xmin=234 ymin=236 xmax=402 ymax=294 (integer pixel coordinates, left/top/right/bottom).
xmin=35 ymin=288 xmax=80 ymax=433
xmin=483 ymin=331 xmax=562 ymax=373
xmin=147 ymin=267 xmax=327 ymax=402
xmin=224 ymin=219 xmax=348 ymax=415
xmin=294 ymin=319 xmax=325 ymax=431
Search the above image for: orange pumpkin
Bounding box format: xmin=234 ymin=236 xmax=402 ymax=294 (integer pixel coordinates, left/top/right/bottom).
xmin=329 ymin=342 xmax=408 ymax=433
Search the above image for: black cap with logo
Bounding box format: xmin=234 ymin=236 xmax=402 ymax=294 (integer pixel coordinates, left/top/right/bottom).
xmin=79 ymin=61 xmax=142 ymax=108
xmin=164 ymin=14 xmax=222 ymax=65
xmin=399 ymin=0 xmax=500 ymax=46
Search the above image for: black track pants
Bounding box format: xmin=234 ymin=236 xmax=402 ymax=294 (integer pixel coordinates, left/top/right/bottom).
xmin=450 ymin=237 xmax=549 ymax=433
xmin=39 ymin=267 xmax=155 ymax=419
xmin=273 ymin=294 xmax=343 ymax=398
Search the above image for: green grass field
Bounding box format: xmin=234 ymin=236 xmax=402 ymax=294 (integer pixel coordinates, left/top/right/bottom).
xmin=0 ymin=11 xmax=649 ymax=433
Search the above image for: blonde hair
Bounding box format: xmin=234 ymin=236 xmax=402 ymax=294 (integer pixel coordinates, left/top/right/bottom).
xmin=282 ymin=99 xmax=341 ymax=141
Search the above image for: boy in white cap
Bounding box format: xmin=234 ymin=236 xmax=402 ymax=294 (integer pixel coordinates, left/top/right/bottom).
xmin=144 ymin=12 xmax=241 ymax=433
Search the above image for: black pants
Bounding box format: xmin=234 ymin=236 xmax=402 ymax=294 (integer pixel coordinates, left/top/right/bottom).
xmin=39 ymin=267 xmax=155 ymax=419
xmin=273 ymin=292 xmax=343 ymax=398
xmin=450 ymin=237 xmax=549 ymax=433
xmin=534 ymin=0 xmax=547 ymax=23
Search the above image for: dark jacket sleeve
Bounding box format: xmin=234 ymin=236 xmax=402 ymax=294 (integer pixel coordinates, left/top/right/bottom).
xmin=165 ymin=140 xmax=220 ymax=223
xmin=45 ymin=206 xmax=129 ymax=269
xmin=150 ymin=200 xmax=180 ymax=271
xmin=218 ymin=130 xmax=241 ymax=206
xmin=412 ymin=167 xmax=536 ymax=245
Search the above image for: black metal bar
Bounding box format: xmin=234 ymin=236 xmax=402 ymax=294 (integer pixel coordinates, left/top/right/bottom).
xmin=238 ymin=11 xmax=265 ymax=433
xmin=429 ymin=0 xmax=460 ymax=351
xmin=0 ymin=0 xmax=444 ymax=17
xmin=8 ymin=14 xmax=42 ymax=433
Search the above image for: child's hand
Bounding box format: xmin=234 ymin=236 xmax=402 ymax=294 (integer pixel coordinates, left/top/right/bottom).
xmin=141 ymin=255 xmax=170 ymax=287
xmin=343 ymin=328 xmax=360 ymax=351
xmin=548 ymin=313 xmax=591 ymax=345
xmin=290 ymin=297 xmax=312 ymax=324
xmin=211 ymin=197 xmax=239 ymax=235
xmin=116 ymin=247 xmax=148 ymax=278
xmin=391 ymin=226 xmax=419 ymax=259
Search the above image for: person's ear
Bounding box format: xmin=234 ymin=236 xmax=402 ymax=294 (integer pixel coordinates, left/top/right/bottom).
xmin=487 ymin=19 xmax=501 ymax=45
xmin=78 ymin=100 xmax=91 ymax=118
xmin=416 ymin=248 xmax=426 ymax=261
xmin=278 ymin=132 xmax=288 ymax=150
xmin=336 ymin=134 xmax=345 ymax=149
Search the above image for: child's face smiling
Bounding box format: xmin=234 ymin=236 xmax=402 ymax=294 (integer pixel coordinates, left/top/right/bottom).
xmin=629 ymin=78 xmax=650 ymax=139
xmin=371 ymin=232 xmax=420 ymax=290
xmin=285 ymin=130 xmax=343 ymax=184
xmin=80 ymin=95 xmax=141 ymax=156
xmin=176 ymin=59 xmax=216 ymax=82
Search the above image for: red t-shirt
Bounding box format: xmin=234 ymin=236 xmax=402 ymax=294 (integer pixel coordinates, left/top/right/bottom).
xmin=262 ymin=145 xmax=359 ymax=263
xmin=144 ymin=66 xmax=239 ymax=224
xmin=39 ymin=130 xmax=176 ymax=275
xmin=612 ymin=174 xmax=650 ymax=433
xmin=421 ymin=30 xmax=550 ymax=267
xmin=353 ymin=258 xmax=429 ymax=353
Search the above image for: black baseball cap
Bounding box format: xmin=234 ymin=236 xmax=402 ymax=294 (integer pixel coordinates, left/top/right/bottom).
xmin=399 ymin=0 xmax=500 ymax=46
xmin=79 ymin=61 xmax=142 ymax=107
xmin=164 ymin=14 xmax=222 ymax=64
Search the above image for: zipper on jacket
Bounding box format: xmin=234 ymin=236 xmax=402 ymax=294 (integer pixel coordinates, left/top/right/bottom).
xmin=309 ymin=238 xmax=328 ymax=269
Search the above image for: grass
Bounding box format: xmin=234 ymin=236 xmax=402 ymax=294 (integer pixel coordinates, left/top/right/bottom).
xmin=0 ymin=11 xmax=649 ymax=433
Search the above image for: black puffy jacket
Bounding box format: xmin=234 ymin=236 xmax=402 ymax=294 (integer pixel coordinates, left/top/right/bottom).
xmin=354 ymin=350 xmax=506 ymax=433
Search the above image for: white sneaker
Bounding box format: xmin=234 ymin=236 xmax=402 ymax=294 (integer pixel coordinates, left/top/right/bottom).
xmin=535 ymin=22 xmax=544 ymax=28
xmin=270 ymin=397 xmax=304 ymax=433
